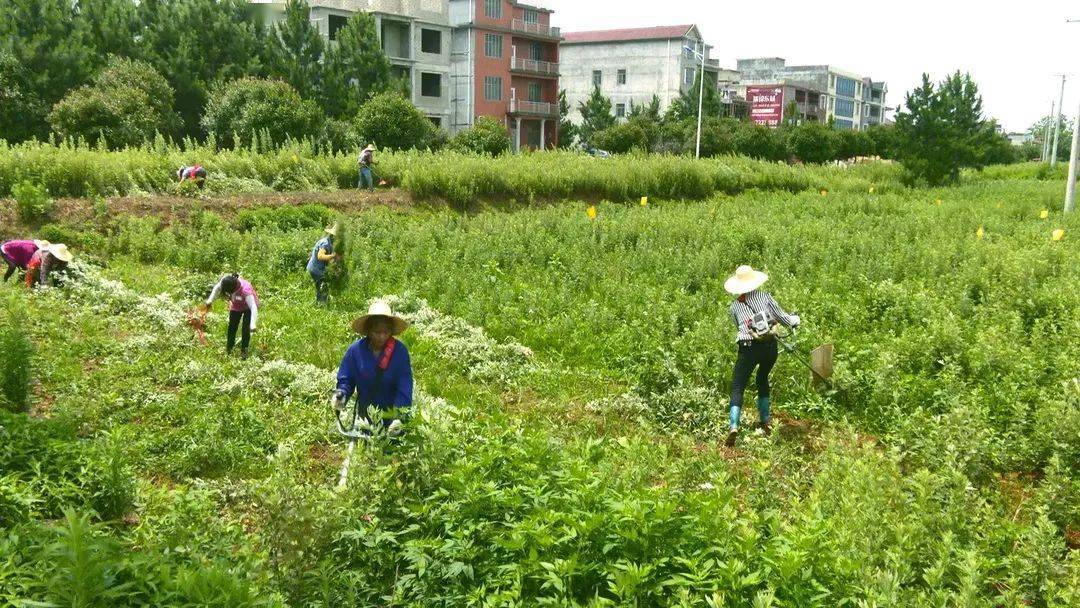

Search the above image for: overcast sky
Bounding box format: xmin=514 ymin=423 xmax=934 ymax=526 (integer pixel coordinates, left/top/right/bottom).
xmin=544 ymin=0 xmax=1079 ymax=133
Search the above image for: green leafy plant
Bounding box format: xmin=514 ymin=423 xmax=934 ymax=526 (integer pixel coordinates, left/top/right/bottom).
xmin=13 ymin=180 xmax=55 ymax=224
xmin=0 ymin=295 xmax=33 ymax=413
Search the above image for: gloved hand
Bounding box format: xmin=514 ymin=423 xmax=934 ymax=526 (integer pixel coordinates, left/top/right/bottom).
xmin=387 ymin=419 xmax=403 ymax=436
xmin=331 ymin=389 xmax=347 ymax=411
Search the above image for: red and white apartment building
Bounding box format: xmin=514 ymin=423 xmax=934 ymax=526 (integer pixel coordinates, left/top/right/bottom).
xmin=449 ymin=0 xmax=561 ymax=151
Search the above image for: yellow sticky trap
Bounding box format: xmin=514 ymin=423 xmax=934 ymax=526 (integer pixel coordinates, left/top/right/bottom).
xmin=587 ymin=206 xmax=597 ymax=220
xmin=291 ymin=154 xmax=299 ymax=163
xmin=1052 ymin=228 xmax=1065 ymax=242
xmin=1040 ymin=209 xmax=1049 ymax=219
xmin=935 ymin=198 xmax=942 ymax=206
xmin=868 ymin=187 xmax=875 ymax=194
xmin=976 ymin=226 xmax=985 ymax=239
xmin=640 ymin=196 xmax=648 ymax=206
xmin=820 ymin=189 xmax=828 ymax=197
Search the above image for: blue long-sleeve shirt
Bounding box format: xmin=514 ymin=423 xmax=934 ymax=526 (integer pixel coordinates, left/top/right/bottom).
xmin=336 ymin=337 xmax=413 ymax=411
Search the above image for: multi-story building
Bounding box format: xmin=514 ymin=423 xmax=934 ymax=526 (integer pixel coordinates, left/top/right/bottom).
xmin=252 ymin=0 xmax=453 ymax=128
xmin=449 ymin=0 xmax=561 ymax=151
xmin=560 ymin=25 xmax=723 ymax=125
xmin=737 ymin=57 xmax=888 ymax=130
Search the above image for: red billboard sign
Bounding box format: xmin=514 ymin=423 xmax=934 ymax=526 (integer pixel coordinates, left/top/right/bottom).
xmin=747 ymin=86 xmax=784 ymax=127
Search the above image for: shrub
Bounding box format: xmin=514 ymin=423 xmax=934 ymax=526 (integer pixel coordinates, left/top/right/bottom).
xmin=591 ymin=120 xmax=652 ymax=154
xmin=784 ymin=122 xmax=838 ymax=164
xmin=353 ymin=92 xmax=440 ymax=152
xmin=0 ymin=296 xmax=34 ymax=413
xmin=449 ymin=117 xmax=511 ymax=156
xmin=202 ymin=78 xmax=324 ymax=149
xmin=13 ymin=181 xmax=55 ymax=224
xmin=48 ymin=57 xmax=178 ymax=148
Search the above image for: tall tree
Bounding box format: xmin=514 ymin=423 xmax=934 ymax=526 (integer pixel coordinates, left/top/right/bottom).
xmin=577 ymin=87 xmax=615 ymax=145
xmin=321 ymin=12 xmax=392 ymax=118
xmin=627 ymin=95 xmax=662 ymax=122
xmin=666 ymin=72 xmax=722 ymax=123
xmin=1027 ymin=114 xmax=1073 ymax=159
xmin=557 ymin=89 xmax=576 ymax=148
xmin=266 ymin=0 xmax=324 ymax=101
xmin=895 ymin=72 xmax=998 ymax=185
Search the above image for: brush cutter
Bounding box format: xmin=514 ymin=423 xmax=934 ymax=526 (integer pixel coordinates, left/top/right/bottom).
xmin=773 ymin=323 xmax=834 ymax=384
xmin=331 ymin=391 xmax=404 ymax=489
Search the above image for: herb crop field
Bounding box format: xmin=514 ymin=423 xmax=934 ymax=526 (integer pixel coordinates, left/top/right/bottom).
xmin=0 ymin=158 xmax=1078 ymax=606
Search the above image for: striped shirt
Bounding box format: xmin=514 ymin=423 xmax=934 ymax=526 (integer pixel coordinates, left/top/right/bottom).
xmin=728 ymin=290 xmax=798 ymax=342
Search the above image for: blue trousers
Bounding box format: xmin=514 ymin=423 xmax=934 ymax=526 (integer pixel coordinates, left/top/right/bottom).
xmin=358 ymin=166 xmax=374 ymax=190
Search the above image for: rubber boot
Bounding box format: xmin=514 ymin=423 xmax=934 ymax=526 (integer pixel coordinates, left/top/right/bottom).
xmin=725 ymin=405 xmax=741 ymax=447
xmin=240 ymin=348 xmax=249 ymax=360
xmin=756 ymin=397 xmax=772 ymax=437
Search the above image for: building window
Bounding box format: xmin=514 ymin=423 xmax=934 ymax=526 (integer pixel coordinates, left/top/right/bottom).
xmin=421 ymin=29 xmax=442 ymax=54
xmin=429 ymin=116 xmax=442 ymax=128
xmin=484 ymin=76 xmax=502 ymax=101
xmin=485 ymin=34 xmax=503 ymax=58
xmin=485 ymin=0 xmax=502 ymax=19
xmin=528 ymin=82 xmax=542 ymax=102
xmin=835 ymin=98 xmax=855 ymax=118
xmin=328 ymin=15 xmax=348 ymax=41
xmin=617 ymin=69 xmax=626 ymax=85
xmin=835 ymin=118 xmax=853 ymax=130
xmin=530 ymin=42 xmax=543 ymax=61
xmin=684 ymin=67 xmax=695 ymax=86
xmin=615 ymin=103 xmax=626 ymax=118
xmin=836 ymin=77 xmax=856 ymax=98
xmin=524 ymin=8 xmax=538 ymax=23
xmin=421 ymin=73 xmax=441 ymax=98
xmin=592 ymin=70 xmax=602 ymax=87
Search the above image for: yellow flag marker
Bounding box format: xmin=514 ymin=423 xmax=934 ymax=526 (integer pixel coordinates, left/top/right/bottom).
xmin=935 ymin=198 xmax=942 ymax=206
xmin=291 ymin=154 xmax=299 ymax=163
xmin=869 ymin=187 xmax=875 ymax=194
xmin=587 ymin=205 xmax=597 ymax=220
xmin=820 ymin=189 xmax=828 ymax=197
xmin=976 ymin=226 xmax=985 ymax=240
xmin=640 ymin=196 xmax=648 ymax=206
xmin=1040 ymin=209 xmax=1049 ymax=219
xmin=1052 ymin=228 xmax=1065 ymax=242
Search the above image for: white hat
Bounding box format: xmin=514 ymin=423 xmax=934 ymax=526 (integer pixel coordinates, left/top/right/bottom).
xmin=364 ymin=144 xmax=376 ymax=152
xmin=351 ymin=300 xmax=409 ymax=335
xmin=324 ymin=225 xmax=338 ymax=236
xmin=47 ymin=243 xmax=74 ymax=263
xmin=724 ymin=265 xmax=768 ymax=295
xmin=33 ymin=240 xmax=51 ymax=249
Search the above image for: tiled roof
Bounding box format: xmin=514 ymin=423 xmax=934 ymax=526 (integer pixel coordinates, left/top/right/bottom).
xmin=562 ymin=24 xmax=695 ymax=44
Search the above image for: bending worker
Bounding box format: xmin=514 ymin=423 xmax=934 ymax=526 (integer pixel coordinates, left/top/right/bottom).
xmin=333 ymin=300 xmax=413 ymax=436
xmin=2 ymin=239 xmax=49 ymax=282
xmin=307 ymin=225 xmax=339 ymax=305
xmin=723 ymin=265 xmax=800 ymax=447
xmin=202 ymin=273 xmax=259 ymax=359
xmin=177 ymin=164 xmax=207 ymax=188
xmin=25 ymin=243 xmax=74 ymax=288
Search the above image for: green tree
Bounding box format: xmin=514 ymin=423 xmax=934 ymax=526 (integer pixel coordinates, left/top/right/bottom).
xmin=895 ymin=71 xmax=998 ymax=185
xmin=48 ymin=57 xmax=178 ymax=148
xmin=627 ymin=95 xmax=662 ymax=122
xmin=557 ymin=89 xmax=576 ymax=148
xmin=1027 ymin=114 xmax=1073 ymax=160
xmin=732 ymin=121 xmax=785 ymax=161
xmin=266 ymin=0 xmax=324 ymax=101
xmin=136 ymin=0 xmax=269 ymax=139
xmin=353 ymin=91 xmax=439 ymax=152
xmin=576 ymin=87 xmax=615 ymax=145
xmin=449 ymin=116 xmax=511 ymax=156
xmin=667 ymin=72 xmax=722 ymax=123
xmin=321 ymin=12 xmax=392 ymax=119
xmin=0 ymin=51 xmax=46 ymax=142
xmin=202 ymin=77 xmax=323 ymax=148
xmin=783 ymin=122 xmax=837 ymax=164
xmin=591 ymin=119 xmax=652 ymax=154
xmin=865 ymin=124 xmax=900 ymax=158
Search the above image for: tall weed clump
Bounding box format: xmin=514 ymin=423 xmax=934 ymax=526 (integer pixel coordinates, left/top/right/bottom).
xmin=13 ymin=181 xmax=55 ymax=224
xmin=0 ymin=295 xmax=34 ymax=413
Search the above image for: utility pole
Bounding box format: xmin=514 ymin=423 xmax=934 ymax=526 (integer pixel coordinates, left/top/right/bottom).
xmin=1052 ymin=75 xmax=1067 ymax=166
xmin=1044 ymin=101 xmax=1055 ymax=162
xmin=1065 ymin=98 xmax=1079 ymax=212
xmin=682 ymin=41 xmax=707 ymax=159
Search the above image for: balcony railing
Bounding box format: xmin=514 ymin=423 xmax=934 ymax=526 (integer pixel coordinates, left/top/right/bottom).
xmin=510 ymin=99 xmax=558 ymax=117
xmin=511 ymin=19 xmax=559 ymax=37
xmin=511 ymin=56 xmax=559 ymax=75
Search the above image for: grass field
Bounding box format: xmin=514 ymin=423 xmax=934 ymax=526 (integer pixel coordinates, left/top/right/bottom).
xmin=1 ymin=161 xmax=1078 ymax=606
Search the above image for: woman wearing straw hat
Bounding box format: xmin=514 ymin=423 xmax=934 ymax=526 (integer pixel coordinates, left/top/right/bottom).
xmin=357 ymin=143 xmax=377 ymax=192
xmin=723 ymin=265 xmax=800 ymax=447
xmin=306 ymin=225 xmax=340 ymax=305
xmin=2 ymin=239 xmax=49 ymax=282
xmin=24 ymin=243 xmax=73 ymax=288
xmin=201 ymin=273 xmax=259 ymax=359
xmin=332 ymin=300 xmax=413 ymax=436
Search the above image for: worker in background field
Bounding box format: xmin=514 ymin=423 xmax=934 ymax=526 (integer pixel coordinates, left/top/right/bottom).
xmin=723 ymin=265 xmax=800 ymax=447
xmin=2 ymin=239 xmax=49 ymax=282
xmin=25 ymin=243 xmax=73 ymax=288
xmin=307 ymin=225 xmax=340 ymax=305
xmin=201 ymin=273 xmax=259 ymax=359
xmin=177 ymin=164 xmax=207 ymax=189
xmin=357 ymin=144 xmax=377 ymax=192
xmin=332 ymin=300 xmax=413 ymax=437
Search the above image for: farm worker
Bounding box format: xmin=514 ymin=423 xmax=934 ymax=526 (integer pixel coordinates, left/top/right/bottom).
xmin=2 ymin=239 xmax=49 ymax=282
xmin=177 ymin=164 xmax=207 ymax=188
xmin=306 ymin=225 xmax=339 ymax=305
xmin=723 ymin=265 xmax=800 ymax=447
xmin=24 ymin=243 xmax=73 ymax=288
xmin=202 ymin=273 xmax=259 ymax=359
xmin=357 ymin=144 xmax=376 ymax=192
xmin=332 ymin=300 xmax=413 ymax=437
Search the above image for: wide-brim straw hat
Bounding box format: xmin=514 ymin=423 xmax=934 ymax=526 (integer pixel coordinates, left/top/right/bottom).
xmin=47 ymin=243 xmax=74 ymax=263
xmin=352 ymin=300 xmax=409 ymax=335
xmin=324 ymin=225 xmax=338 ymax=236
xmin=33 ymin=240 xmax=51 ymax=249
xmin=364 ymin=144 xmax=376 ymax=152
xmin=724 ymin=265 xmax=768 ymax=295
